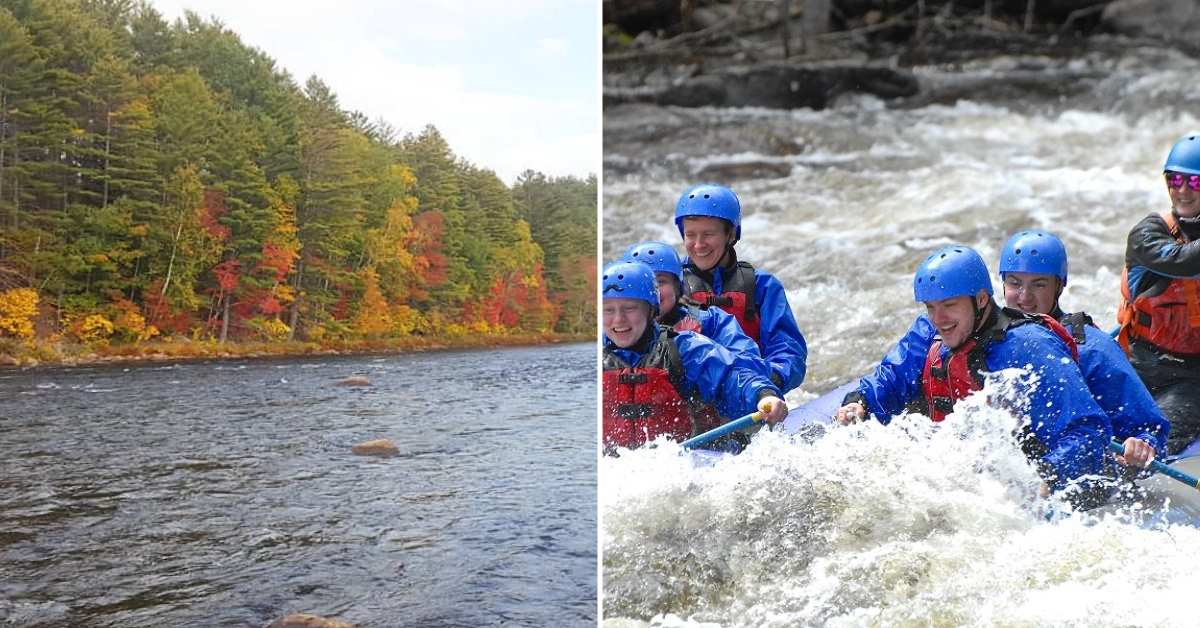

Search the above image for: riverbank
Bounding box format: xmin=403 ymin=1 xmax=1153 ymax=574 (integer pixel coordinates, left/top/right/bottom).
xmin=0 ymin=332 xmax=593 ymax=369
xmin=602 ymin=0 xmax=1199 ymax=112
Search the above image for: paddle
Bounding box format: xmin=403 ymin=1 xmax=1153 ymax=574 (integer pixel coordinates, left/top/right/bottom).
xmin=681 ymin=411 xmax=763 ymax=450
xmin=1109 ymin=440 xmax=1200 ymax=490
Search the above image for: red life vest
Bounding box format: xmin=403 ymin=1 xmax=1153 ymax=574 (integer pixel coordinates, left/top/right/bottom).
xmin=1118 ymin=211 xmax=1200 ymax=358
xmin=921 ymin=308 xmax=1079 ymax=422
xmin=602 ymin=327 xmax=723 ymax=452
xmin=682 ymin=261 xmax=761 ymax=341
xmin=671 ymin=312 xmax=703 ymax=334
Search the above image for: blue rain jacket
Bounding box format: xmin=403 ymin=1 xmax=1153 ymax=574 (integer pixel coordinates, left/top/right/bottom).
xmin=854 ymin=313 xmax=1111 ymax=491
xmin=604 ymin=326 xmax=781 ymax=420
xmin=1072 ymin=323 xmax=1169 ymax=461
xmin=863 ymin=315 xmax=1169 ymax=462
xmin=663 ymin=303 xmax=772 ymax=382
xmin=682 ymin=258 xmax=808 ymax=393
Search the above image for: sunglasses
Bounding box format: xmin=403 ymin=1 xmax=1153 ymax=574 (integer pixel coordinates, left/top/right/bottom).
xmin=1165 ymin=171 xmax=1200 ymax=191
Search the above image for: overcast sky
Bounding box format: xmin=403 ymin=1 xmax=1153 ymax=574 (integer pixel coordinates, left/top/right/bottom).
xmin=146 ymin=0 xmax=599 ymax=184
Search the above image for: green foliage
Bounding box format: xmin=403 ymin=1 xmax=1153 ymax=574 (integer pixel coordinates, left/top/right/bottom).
xmin=0 ymin=0 xmax=595 ymax=347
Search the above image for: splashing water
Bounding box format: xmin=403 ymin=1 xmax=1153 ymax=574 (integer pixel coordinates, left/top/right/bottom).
xmin=602 ymin=372 xmax=1200 ymax=626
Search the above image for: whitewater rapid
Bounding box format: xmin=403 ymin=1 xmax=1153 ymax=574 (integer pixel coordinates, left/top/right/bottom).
xmin=602 ymin=377 xmax=1200 ymax=626
xmin=603 ymin=45 xmax=1200 ymax=626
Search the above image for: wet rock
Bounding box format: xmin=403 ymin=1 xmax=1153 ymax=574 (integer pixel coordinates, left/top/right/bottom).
xmin=1102 ymin=0 xmax=1200 ymax=46
xmin=605 ymin=62 xmax=918 ymax=110
xmin=603 ymin=0 xmax=681 ymax=37
xmin=692 ymin=4 xmax=737 ymax=29
xmin=267 ymin=613 xmax=354 ymax=628
xmin=604 ymin=106 xmax=818 ymax=179
xmin=352 ymin=439 xmax=399 ymax=457
xmin=336 ymin=375 xmax=371 ymax=387
xmin=695 ymin=159 xmax=793 ymax=181
xmin=897 ymin=62 xmax=1107 ymax=108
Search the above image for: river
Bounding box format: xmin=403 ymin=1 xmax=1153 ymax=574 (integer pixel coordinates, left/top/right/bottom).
xmin=602 ymin=44 xmax=1200 ymax=626
xmin=0 ymin=342 xmax=595 ymax=627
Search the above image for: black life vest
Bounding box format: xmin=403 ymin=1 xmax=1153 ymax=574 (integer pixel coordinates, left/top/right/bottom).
xmin=1118 ymin=211 xmax=1200 ymax=357
xmin=1059 ymin=311 xmax=1093 ymax=346
xmin=682 ymin=261 xmax=760 ymax=341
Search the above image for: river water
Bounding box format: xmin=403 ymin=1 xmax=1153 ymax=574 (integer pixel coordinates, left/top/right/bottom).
xmin=602 ymin=44 xmax=1200 ymax=626
xmin=0 ymin=342 xmax=596 ymax=627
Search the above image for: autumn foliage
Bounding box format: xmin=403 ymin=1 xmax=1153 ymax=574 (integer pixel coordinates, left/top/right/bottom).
xmin=0 ymin=2 xmax=595 ymax=353
xmin=0 ymin=288 xmax=38 ymax=339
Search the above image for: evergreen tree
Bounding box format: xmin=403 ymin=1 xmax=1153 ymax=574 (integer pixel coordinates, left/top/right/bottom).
xmin=0 ymin=0 xmax=595 ymax=344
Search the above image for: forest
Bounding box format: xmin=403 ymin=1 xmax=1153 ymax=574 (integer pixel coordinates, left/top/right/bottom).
xmin=0 ymin=0 xmax=597 ymax=363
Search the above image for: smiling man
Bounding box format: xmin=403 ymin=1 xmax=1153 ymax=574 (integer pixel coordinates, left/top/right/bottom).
xmin=855 ymin=232 xmax=1170 ymax=476
xmin=834 ymin=245 xmax=1113 ymax=507
xmin=1119 ymin=134 xmax=1200 ymax=454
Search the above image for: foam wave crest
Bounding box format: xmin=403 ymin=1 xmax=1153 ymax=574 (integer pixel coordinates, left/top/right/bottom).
xmin=602 ymin=373 xmax=1200 ymax=626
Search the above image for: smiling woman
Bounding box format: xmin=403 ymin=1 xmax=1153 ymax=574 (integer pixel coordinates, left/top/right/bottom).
xmin=1119 ymin=134 xmax=1200 ymax=455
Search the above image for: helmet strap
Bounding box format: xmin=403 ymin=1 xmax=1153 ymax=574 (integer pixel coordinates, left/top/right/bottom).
xmin=717 ymin=244 xmax=737 ymax=270
xmin=970 ymin=293 xmax=994 ymax=335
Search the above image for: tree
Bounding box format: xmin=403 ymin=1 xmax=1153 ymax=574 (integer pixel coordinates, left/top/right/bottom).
xmin=0 ymin=8 xmax=41 ymax=263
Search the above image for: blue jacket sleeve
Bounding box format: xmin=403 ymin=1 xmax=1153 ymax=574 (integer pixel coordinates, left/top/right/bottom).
xmin=854 ymin=315 xmax=936 ymax=423
xmin=753 ymin=271 xmax=808 ymax=393
xmin=692 ymin=306 xmax=773 ymax=382
xmin=675 ymin=331 xmax=782 ymax=419
xmin=987 ymin=325 xmax=1112 ymax=492
xmin=1078 ymin=325 xmax=1169 ymax=459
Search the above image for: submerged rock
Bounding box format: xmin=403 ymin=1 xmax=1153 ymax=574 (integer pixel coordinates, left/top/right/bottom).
xmin=267 ymin=613 xmax=354 ymax=628
xmin=352 ymin=439 xmax=399 ymax=457
xmin=336 ymin=375 xmax=371 ymax=387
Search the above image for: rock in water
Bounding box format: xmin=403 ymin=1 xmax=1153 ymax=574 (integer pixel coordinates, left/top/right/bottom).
xmin=336 ymin=375 xmax=371 ymax=387
xmin=352 ymin=439 xmax=399 ymax=457
xmin=267 ymin=613 xmax=354 ymax=628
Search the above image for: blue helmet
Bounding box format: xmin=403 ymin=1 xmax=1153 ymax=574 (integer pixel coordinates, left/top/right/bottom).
xmin=998 ymin=230 xmax=1068 ymax=285
xmin=623 ymin=241 xmax=683 ymax=282
xmin=602 ymin=260 xmax=659 ymax=314
xmin=913 ymin=245 xmax=994 ymax=303
xmin=1164 ymin=135 xmax=1200 ymax=175
xmin=674 ymin=184 xmax=741 ymax=242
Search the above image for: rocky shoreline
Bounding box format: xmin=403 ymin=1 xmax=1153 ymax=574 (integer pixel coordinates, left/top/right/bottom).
xmin=603 ymin=0 xmax=1200 ymax=112
xmin=0 ymin=333 xmax=591 ymax=369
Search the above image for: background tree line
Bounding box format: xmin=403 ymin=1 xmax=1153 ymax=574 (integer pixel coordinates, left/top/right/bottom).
xmin=0 ymin=0 xmax=596 ymax=349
